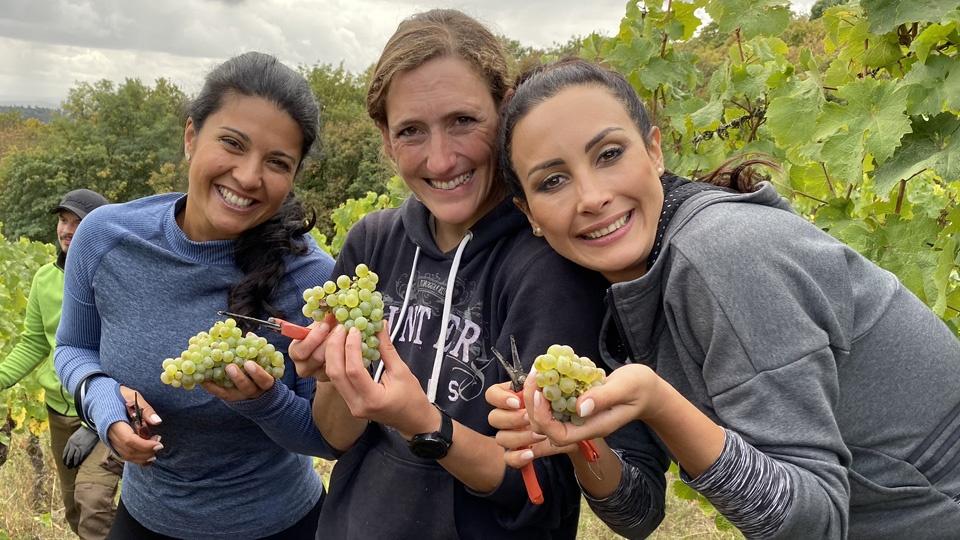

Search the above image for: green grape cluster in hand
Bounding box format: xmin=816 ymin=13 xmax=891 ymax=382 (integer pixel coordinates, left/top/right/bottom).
xmin=302 ymin=263 xmax=385 ymax=368
xmin=159 ymin=318 xmax=285 ymax=391
xmin=533 ymin=344 xmax=605 ymax=425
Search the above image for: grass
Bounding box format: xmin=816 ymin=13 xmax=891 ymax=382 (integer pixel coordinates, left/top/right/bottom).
xmin=1 ymin=433 xmax=741 ymax=539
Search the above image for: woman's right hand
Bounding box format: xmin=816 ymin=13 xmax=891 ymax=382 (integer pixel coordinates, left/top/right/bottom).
xmin=288 ymin=314 xmax=336 ymax=381
xmin=485 ymin=381 xmax=575 ymax=469
xmin=524 ymin=363 xmax=663 ymax=447
xmin=108 ymin=386 xmax=163 ymax=465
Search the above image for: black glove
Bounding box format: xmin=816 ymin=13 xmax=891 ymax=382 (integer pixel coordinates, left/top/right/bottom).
xmin=62 ymin=425 xmax=99 ymax=469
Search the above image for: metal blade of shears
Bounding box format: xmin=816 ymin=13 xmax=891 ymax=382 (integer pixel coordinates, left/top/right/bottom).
xmin=492 ymin=347 xmax=523 ymax=392
xmin=217 ymin=310 xmax=281 ymax=332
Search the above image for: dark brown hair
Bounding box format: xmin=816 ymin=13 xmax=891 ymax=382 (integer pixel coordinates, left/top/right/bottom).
xmin=500 ymin=58 xmax=771 ymax=201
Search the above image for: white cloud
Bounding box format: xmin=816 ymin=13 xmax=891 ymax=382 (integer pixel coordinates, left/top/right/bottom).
xmin=0 ymin=0 xmax=814 ymax=107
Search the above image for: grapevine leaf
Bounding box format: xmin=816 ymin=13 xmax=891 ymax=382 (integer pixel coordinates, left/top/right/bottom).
xmin=861 ymin=0 xmax=960 ymax=34
xmin=671 ymin=479 xmax=700 ymax=500
xmin=689 ymin=99 xmax=724 ymax=130
xmin=672 ymin=0 xmax=707 ymax=41
xmin=706 ymin=0 xmax=791 ymax=39
xmin=815 ymin=79 xmax=911 ymax=184
xmin=900 ymin=55 xmax=959 ymax=116
xmin=874 ymin=114 xmax=960 ymax=196
xmin=933 ymin=237 xmax=958 ymax=315
xmin=766 ymin=77 xmax=826 ymax=149
xmin=911 ymin=23 xmax=957 ymax=64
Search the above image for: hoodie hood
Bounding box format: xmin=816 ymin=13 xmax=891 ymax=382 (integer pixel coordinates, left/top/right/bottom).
xmin=400 ymin=195 xmax=526 ymax=260
xmin=600 ymin=182 xmax=792 ymax=368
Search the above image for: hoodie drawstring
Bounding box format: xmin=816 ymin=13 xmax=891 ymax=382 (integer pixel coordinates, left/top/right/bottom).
xmin=374 ymin=231 xmax=473 ymax=404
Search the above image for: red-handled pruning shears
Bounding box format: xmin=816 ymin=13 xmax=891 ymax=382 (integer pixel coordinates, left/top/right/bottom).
xmin=217 ymin=311 xmax=310 ymax=340
xmin=494 ymin=336 xmax=603 ymax=505
xmin=493 ymin=336 xmax=544 ymax=506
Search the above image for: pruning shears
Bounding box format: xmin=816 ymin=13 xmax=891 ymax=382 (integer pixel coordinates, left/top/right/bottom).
xmin=494 ymin=336 xmax=603 ymax=504
xmin=218 ymin=311 xmax=310 ymax=340
xmin=129 ymin=393 xmax=151 ymax=439
xmin=493 ymin=336 xmax=544 ymax=506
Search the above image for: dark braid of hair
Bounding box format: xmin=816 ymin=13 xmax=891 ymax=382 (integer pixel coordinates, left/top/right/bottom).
xmin=227 ymin=195 xmax=315 ymax=331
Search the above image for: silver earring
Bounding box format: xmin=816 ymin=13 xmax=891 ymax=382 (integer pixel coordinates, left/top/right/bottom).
xmin=185 ymin=152 xmax=191 ymax=162
xmin=533 ymin=226 xmax=543 ymax=237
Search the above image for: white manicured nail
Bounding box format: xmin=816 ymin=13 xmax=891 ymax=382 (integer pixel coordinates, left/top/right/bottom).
xmin=578 ymin=399 xmax=595 ymax=417
xmin=506 ymin=397 xmax=520 ymax=409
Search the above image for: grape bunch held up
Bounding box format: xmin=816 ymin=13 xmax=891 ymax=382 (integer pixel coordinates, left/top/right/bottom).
xmin=159 ymin=318 xmax=285 ymax=390
xmin=302 ymin=263 xmax=385 ymax=367
xmin=534 ymin=345 xmax=606 ymax=425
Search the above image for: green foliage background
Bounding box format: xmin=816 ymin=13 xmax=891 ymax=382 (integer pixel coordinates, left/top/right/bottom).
xmin=0 ymin=1 xmax=958 ymax=534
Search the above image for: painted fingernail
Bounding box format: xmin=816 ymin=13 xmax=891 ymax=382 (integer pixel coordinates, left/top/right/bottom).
xmin=146 ymin=457 xmax=157 ymax=463
xmin=149 ymin=414 xmax=162 ymax=424
xmin=506 ymin=397 xmax=520 ymax=409
xmin=534 ymin=391 xmax=542 ymax=407
xmin=153 ymin=444 xmax=164 ymax=452
xmin=578 ymin=398 xmax=595 ymax=417
xmin=520 ymin=450 xmax=534 ymax=461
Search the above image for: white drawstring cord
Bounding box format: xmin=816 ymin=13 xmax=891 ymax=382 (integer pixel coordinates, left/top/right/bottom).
xmin=426 ymin=231 xmax=472 ymax=403
xmin=374 ymin=246 xmax=420 ymax=383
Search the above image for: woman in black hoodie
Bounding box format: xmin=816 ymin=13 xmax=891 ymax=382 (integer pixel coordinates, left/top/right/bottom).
xmin=289 ymin=9 xmax=667 ymax=540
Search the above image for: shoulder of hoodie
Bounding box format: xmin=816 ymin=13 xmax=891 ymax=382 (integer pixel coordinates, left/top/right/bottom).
xmin=666 ymin=183 xmax=826 ymax=268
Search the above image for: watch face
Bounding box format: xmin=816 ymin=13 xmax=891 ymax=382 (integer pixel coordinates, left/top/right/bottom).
xmin=409 ymin=435 xmax=450 ymax=460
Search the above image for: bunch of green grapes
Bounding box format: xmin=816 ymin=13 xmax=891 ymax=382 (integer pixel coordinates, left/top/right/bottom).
xmin=159 ymin=318 xmax=285 ymax=391
xmin=302 ymin=263 xmax=385 ymax=368
xmin=533 ymin=344 xmax=606 ymax=425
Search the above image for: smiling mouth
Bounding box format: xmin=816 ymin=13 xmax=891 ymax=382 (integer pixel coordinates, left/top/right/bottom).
xmin=427 ymin=170 xmax=473 ymax=191
xmin=581 ymin=211 xmax=632 ymax=240
xmin=217 ymin=186 xmax=255 ymax=208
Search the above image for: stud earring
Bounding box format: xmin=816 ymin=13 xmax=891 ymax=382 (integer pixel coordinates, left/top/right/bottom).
xmin=185 ymin=152 xmax=191 ymax=162
xmin=532 ymin=226 xmax=543 ymax=237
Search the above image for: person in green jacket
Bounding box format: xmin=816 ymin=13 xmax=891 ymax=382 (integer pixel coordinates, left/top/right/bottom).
xmin=0 ymin=188 xmax=119 ymax=540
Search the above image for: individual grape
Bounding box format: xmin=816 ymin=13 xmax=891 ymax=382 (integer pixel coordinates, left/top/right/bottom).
xmin=301 ymin=263 xmax=385 ymax=368
xmin=533 ymin=344 xmax=606 ymax=423
xmin=159 ymin=318 xmax=285 ymax=391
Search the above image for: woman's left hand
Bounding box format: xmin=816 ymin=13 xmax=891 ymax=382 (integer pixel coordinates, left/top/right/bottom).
xmin=202 ymin=361 xmax=276 ymax=401
xmin=325 ymin=324 xmax=439 ymax=439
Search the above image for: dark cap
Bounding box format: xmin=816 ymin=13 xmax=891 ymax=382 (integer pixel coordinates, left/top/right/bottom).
xmin=51 ymin=189 xmax=109 ymax=219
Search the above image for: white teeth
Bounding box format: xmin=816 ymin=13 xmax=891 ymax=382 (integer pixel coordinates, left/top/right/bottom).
xmin=428 ymin=171 xmax=472 ymax=190
xmin=217 ymin=186 xmax=254 ymax=208
xmin=584 ymin=213 xmax=629 ymax=239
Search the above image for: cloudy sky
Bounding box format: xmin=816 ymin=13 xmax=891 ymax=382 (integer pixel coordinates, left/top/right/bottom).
xmin=1 ymin=0 xmax=815 ymax=107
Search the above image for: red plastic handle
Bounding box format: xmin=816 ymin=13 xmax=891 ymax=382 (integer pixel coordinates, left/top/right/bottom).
xmin=578 ymin=440 xmax=599 ymax=462
xmin=514 ymin=390 xmax=544 ymax=505
xmin=274 ymin=319 xmax=310 ymax=340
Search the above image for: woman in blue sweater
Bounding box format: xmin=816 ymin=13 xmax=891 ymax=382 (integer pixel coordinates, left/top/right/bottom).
xmin=54 ymin=52 xmax=336 ymax=539
xmin=488 ymin=58 xmax=960 ymax=539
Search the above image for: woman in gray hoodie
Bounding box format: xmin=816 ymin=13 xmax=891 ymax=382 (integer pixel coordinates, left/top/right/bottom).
xmin=487 ymin=58 xmax=960 ymax=539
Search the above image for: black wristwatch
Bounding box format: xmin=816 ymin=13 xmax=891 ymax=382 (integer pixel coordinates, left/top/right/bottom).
xmin=408 ymin=405 xmax=453 ymax=459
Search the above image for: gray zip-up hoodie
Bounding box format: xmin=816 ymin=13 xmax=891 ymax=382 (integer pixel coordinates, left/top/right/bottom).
xmin=601 ymin=182 xmax=960 ymax=539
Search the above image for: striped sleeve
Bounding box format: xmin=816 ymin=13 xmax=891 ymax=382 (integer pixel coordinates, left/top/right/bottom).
xmin=684 ymin=429 xmax=794 ymax=538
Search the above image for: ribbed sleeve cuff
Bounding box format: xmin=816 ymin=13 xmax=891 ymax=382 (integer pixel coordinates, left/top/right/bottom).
xmin=84 ymin=375 xmax=129 ymax=448
xmin=222 ymin=380 xmax=287 ymax=417
xmin=583 ymin=451 xmax=653 ymax=533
